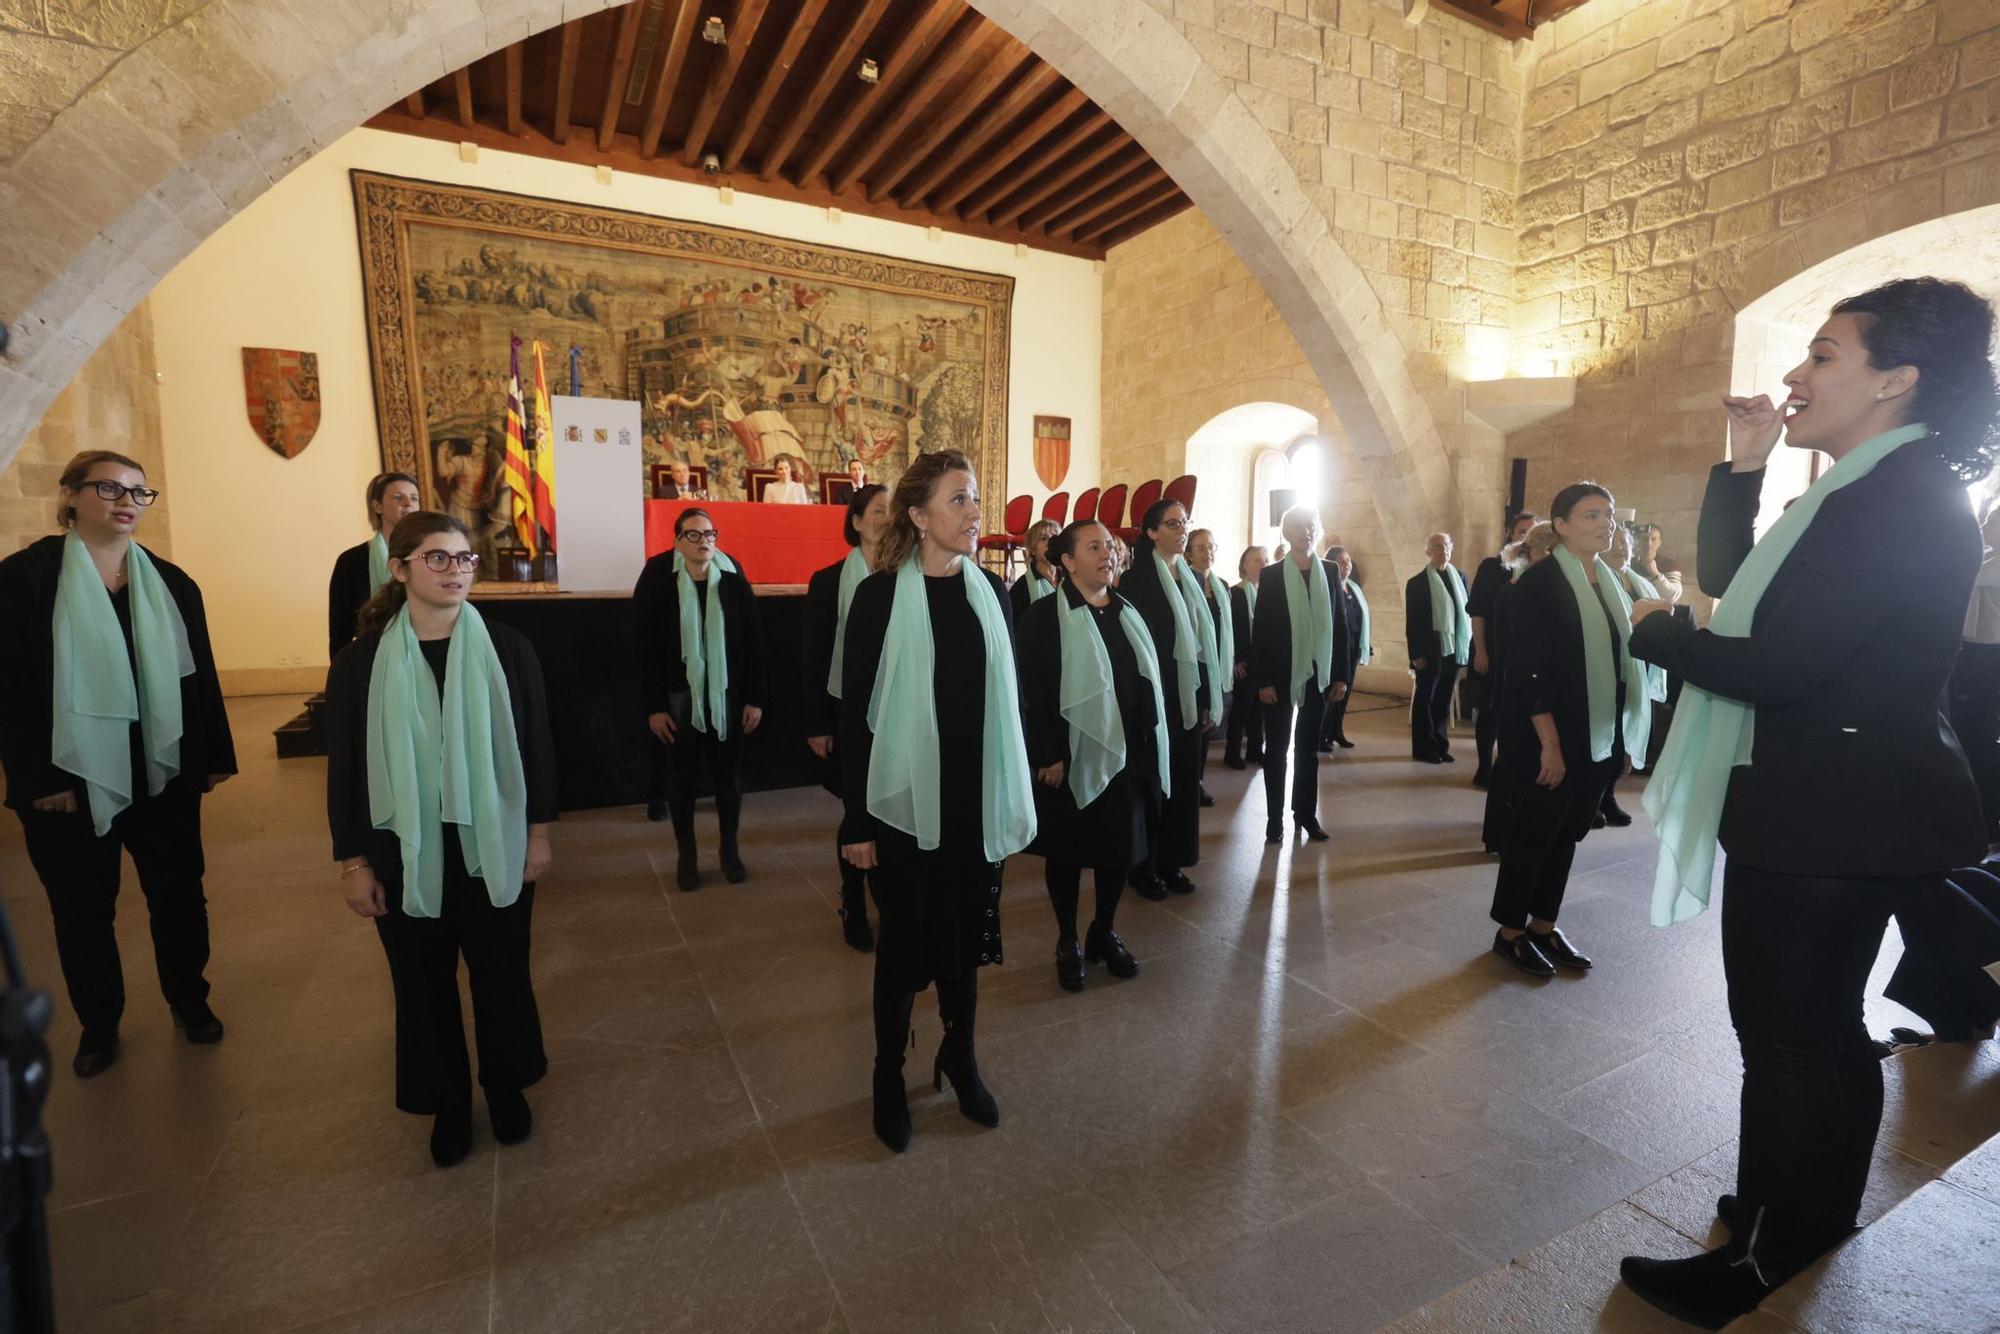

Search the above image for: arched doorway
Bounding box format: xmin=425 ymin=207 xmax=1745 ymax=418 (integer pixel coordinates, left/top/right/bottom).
xmin=1186 ymin=401 xmax=1318 ymax=564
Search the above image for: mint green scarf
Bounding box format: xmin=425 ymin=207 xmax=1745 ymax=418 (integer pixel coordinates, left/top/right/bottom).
xmin=1618 ymin=566 xmax=1670 ymax=705
xmin=1151 ymin=550 xmax=1201 ymax=727
xmin=1551 ymin=545 xmax=1651 ymax=769
xmin=674 ymin=549 xmax=737 ymax=739
xmin=365 ymin=603 xmax=528 ymax=917
xmin=1169 ymin=553 xmax=1223 ymax=720
xmin=1201 ymin=568 xmax=1235 ymax=677
xmin=1426 ymin=564 xmax=1471 ymax=664
xmin=52 ymin=534 xmax=194 ymax=836
xmin=1282 ymin=554 xmax=1335 ymax=703
xmin=1239 ymin=580 xmax=1257 ymax=626
xmin=1645 ymin=423 xmax=1930 ymax=925
xmin=1057 ymin=589 xmax=1171 ymax=807
xmin=865 ymin=557 xmax=1036 ymax=861
xmin=1024 ymin=569 xmax=1054 ymax=603
xmin=826 ymin=547 xmax=870 ymax=698
xmin=1348 ymin=578 xmax=1372 ymax=665
xmin=367 ymin=531 xmax=391 ymax=595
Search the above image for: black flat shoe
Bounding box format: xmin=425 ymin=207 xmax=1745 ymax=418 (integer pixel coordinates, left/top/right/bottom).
xmin=1439 ymin=752 xmax=1456 ymax=763
xmin=487 ymin=1087 xmax=533 ymax=1145
xmin=1618 ymin=1245 xmax=1788 ymax=1331
xmin=1223 ymin=753 xmax=1246 ymax=770
xmin=1334 ymin=736 xmax=1354 ymax=749
xmin=720 ymin=845 xmax=748 ymax=884
xmin=1317 ymin=746 xmax=1335 ymax=756
xmin=676 ymin=850 xmax=699 ymax=892
xmin=1493 ymin=929 xmax=1555 ymax=977
xmin=1601 ymin=803 xmax=1633 ymax=827
xmin=172 ymin=1003 xmax=225 ymax=1045
xmin=1130 ymin=872 xmax=1167 ymax=902
xmin=1055 ymin=940 xmax=1086 ymax=993
xmin=72 ymin=1029 xmax=118 ymax=1079
xmin=646 ymin=799 xmax=668 ymax=822
xmin=430 ymin=1105 xmax=474 ymax=1168
xmin=1085 ymin=923 xmax=1138 ymax=978
xmin=1529 ymin=926 xmax=1593 ymax=970
xmin=839 ymin=906 xmax=874 ymax=953
xmin=1266 ymin=820 xmax=1283 ymax=845
xmin=1472 ymin=769 xmax=1492 ymax=788
xmin=872 ymin=1068 xmax=911 ymax=1152
xmin=1162 ymin=870 xmax=1197 ymax=895
xmin=1296 ymin=816 xmax=1330 ymax=843
xmin=1415 ymin=753 xmax=1444 ymax=764
xmin=1591 ymin=811 xmax=1608 ymax=829
xmin=1198 ymin=786 xmax=1215 ymax=808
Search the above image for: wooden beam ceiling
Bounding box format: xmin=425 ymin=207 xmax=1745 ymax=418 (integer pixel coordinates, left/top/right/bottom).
xmin=368 ymin=0 xmax=1194 ymax=259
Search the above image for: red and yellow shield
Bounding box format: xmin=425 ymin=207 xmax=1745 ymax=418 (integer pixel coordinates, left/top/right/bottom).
xmin=242 ymin=347 xmax=321 ymax=459
xmin=1033 ymin=414 xmax=1070 ymax=491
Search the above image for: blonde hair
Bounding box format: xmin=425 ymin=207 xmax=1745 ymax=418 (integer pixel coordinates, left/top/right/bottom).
xmin=1524 ymin=521 xmax=1559 ymax=561
xmin=57 ymin=450 xmax=144 ymax=528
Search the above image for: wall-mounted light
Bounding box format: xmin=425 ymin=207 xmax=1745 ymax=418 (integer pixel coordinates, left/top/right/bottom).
xmin=702 ymin=15 xmax=726 ymax=44
xmin=858 ymin=57 xmax=880 ymax=84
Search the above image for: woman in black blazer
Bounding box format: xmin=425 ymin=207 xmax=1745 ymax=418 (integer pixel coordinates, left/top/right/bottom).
xmin=327 ymin=472 xmax=422 ymax=662
xmin=802 ymin=483 xmax=890 ymax=951
xmin=1619 ymin=279 xmax=1999 ymax=1328
xmin=632 ymin=508 xmax=766 ymax=891
xmin=1248 ymin=506 xmax=1348 ymax=844
xmin=1008 ymin=518 xmax=1061 ymax=619
xmin=1224 ymin=545 xmax=1268 ymax=768
xmin=1016 ymin=520 xmax=1162 ymax=992
xmin=1468 ymin=511 xmax=1537 ymax=785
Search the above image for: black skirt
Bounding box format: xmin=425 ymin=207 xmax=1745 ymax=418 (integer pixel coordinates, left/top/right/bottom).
xmin=870 ymin=828 xmax=1003 ymax=994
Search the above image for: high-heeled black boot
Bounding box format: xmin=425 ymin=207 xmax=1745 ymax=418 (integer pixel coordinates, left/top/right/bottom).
xmin=717 ymin=792 xmax=747 ymax=883
xmin=871 ymin=989 xmax=914 ymax=1153
xmin=1619 ymin=1204 xmax=1828 ymax=1330
xmin=932 ymin=973 xmax=999 ymax=1128
xmin=670 ymin=800 xmax=699 ymax=891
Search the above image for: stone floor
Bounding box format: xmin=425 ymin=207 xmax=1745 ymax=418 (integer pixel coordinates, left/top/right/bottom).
xmin=7 ymin=693 xmax=1996 ymax=1333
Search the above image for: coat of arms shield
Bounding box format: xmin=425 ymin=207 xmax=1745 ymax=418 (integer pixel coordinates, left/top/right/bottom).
xmin=242 ymin=348 xmax=321 ymax=459
xmin=1033 ymin=415 xmax=1070 ymax=491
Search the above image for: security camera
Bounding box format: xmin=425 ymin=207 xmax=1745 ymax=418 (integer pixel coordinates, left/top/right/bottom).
xmin=702 ymin=153 xmax=721 ymax=176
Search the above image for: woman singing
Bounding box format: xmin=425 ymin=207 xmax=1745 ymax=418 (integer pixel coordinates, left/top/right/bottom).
xmin=328 ymin=471 xmax=422 ymax=661
xmin=633 ymin=509 xmax=766 ymax=891
xmin=324 ymin=511 xmax=557 ymax=1168
xmin=1620 ymin=279 xmax=1997 ymax=1328
xmin=1117 ymin=498 xmax=1214 ymax=899
xmin=1017 ymin=520 xmax=1169 ymax=992
xmin=1008 ymin=517 xmax=1061 ymax=619
xmin=839 ymin=451 xmax=1035 ymax=1153
xmin=0 ymin=451 xmax=236 ymax=1079
xmin=803 ymin=482 xmax=890 ymax=950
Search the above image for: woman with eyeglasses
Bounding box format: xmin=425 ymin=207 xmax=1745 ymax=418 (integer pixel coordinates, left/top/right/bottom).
xmin=803 ymin=482 xmax=890 ymax=951
xmin=0 ymin=451 xmax=235 ymax=1079
xmin=327 ymin=471 xmax=422 ymax=661
xmin=323 ymin=511 xmax=557 ymax=1168
xmin=1116 ymin=498 xmax=1214 ymax=898
xmin=633 ymin=508 xmax=766 ymax=891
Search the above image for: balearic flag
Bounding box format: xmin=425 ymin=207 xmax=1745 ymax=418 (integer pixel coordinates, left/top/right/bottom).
xmin=504 ymin=335 xmax=537 ymax=556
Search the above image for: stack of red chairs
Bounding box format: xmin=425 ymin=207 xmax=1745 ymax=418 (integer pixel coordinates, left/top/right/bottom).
xmin=988 ymin=473 xmax=1200 ymax=566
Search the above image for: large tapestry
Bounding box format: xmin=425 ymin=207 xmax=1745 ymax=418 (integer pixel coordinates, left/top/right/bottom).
xmin=351 ymin=171 xmax=1013 ymax=561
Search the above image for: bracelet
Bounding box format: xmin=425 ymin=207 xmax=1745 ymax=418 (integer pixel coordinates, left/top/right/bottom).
xmin=340 ymin=863 xmax=371 ymax=877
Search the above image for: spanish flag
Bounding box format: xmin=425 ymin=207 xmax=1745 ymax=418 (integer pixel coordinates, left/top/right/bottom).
xmin=503 ymin=336 xmax=536 ymax=556
xmin=530 ymin=340 xmax=558 ymax=549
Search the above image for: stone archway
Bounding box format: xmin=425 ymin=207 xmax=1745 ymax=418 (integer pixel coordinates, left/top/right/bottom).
xmin=0 ymin=0 xmax=1452 ymax=570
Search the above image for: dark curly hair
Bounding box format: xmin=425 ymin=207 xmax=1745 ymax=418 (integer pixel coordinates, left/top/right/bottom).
xmin=1831 ymin=277 xmax=2000 ymax=484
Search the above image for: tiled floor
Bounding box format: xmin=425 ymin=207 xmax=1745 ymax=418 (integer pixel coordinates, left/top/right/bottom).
xmin=8 ymin=694 xmax=1995 ymax=1332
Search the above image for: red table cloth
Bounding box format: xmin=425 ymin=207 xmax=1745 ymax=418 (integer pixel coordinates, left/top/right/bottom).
xmin=644 ymin=499 xmax=848 ymax=586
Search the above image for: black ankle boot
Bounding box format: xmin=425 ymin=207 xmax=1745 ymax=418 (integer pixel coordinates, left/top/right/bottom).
xmin=1620 ymin=1207 xmax=1821 ymax=1330
xmin=172 ymin=1001 xmax=225 ymax=1044
xmin=430 ymin=1105 xmax=474 ymax=1168
xmin=1601 ymin=799 xmax=1633 ymax=827
xmin=486 ymin=1087 xmax=532 ymax=1145
xmin=1296 ymin=815 xmax=1330 ymax=842
xmin=72 ymin=1027 xmax=119 ymax=1079
xmin=933 ymin=977 xmax=999 ymax=1128
xmin=871 ymin=990 xmax=914 ymax=1152
xmin=1084 ymin=922 xmax=1138 ymax=978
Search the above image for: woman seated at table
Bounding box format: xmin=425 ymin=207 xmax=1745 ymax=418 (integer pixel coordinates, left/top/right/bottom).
xmin=761 ymin=457 xmax=811 ymax=505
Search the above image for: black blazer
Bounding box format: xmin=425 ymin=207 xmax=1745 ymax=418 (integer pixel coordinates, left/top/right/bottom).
xmin=1631 ymin=452 xmax=1986 ymax=877
xmin=631 ymin=552 xmax=767 ymax=719
xmin=1248 ymin=556 xmax=1350 ymax=698
xmin=1404 ymin=564 xmax=1466 ymax=665
xmin=1466 ymin=554 xmax=1509 ymax=662
xmin=1229 ymin=583 xmax=1255 ymax=666
xmin=1009 ymin=567 xmax=1056 ymax=621
xmin=0 ymin=535 xmax=236 ymax=813
xmin=801 ymin=556 xmax=848 ymax=742
xmin=324 ymin=622 xmax=559 ymax=872
xmin=1336 ymin=580 xmax=1365 ymax=687
xmin=1498 ymin=556 xmax=1622 ymax=775
xmin=328 ymin=539 xmax=376 ymax=662
xmin=1119 ymin=550 xmax=1212 ymax=730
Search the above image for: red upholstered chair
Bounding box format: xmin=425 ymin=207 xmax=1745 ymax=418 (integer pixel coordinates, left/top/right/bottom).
xmin=1163 ymin=473 xmax=1198 ymax=514
xmin=1097 ymin=483 xmax=1128 ymax=537
xmin=1122 ymin=478 xmax=1164 ymax=542
xmin=820 ymin=475 xmax=855 ymax=506
xmin=1041 ymin=491 xmax=1069 ymax=526
xmin=978 ymin=493 xmax=1035 ymax=575
xmin=1073 ymin=486 xmax=1100 ymax=522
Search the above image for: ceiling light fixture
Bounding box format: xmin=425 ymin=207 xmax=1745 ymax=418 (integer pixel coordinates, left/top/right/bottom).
xmin=702 ymin=15 xmax=725 ymax=43
xmin=858 ymin=57 xmax=880 ymax=84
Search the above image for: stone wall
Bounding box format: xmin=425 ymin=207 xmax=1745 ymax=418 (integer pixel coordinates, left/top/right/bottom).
xmin=0 ymin=301 xmax=167 ymax=557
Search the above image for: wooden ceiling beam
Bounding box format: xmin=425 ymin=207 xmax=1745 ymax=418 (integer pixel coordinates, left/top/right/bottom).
xmin=794 ymin=0 xmax=964 ymax=187
xmin=637 ymin=0 xmax=699 ymax=159
xmin=898 ymin=64 xmax=1064 ymax=209
xmin=596 ymin=1 xmax=647 ymax=153
xmin=1431 ymin=0 xmax=1532 ymax=39
xmin=682 ymin=0 xmax=775 ymax=166
xmin=720 ymin=0 xmax=827 ymax=173
xmin=503 ymin=43 xmax=524 ymax=136
xmin=830 ymin=16 xmax=989 ymax=196
xmin=551 ymin=18 xmax=584 ymax=144
xmin=1092 ymin=194 xmax=1194 ymax=249
xmin=953 ymin=109 xmax=1108 ymax=218
xmin=866 ymin=41 xmax=1037 ymax=203
xmin=453 ymin=67 xmax=475 ymax=129
xmin=757 ymin=0 xmax=892 ymax=183
xmin=403 ymin=90 xmax=425 ymax=117
xmin=993 ymin=135 xmax=1141 ymax=228
xmin=1046 ymin=164 xmax=1172 ymax=237
xmin=1070 ymin=177 xmax=1183 ymax=243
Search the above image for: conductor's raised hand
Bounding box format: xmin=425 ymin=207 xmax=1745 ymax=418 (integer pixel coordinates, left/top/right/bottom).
xmin=1722 ymin=393 xmax=1784 ymax=472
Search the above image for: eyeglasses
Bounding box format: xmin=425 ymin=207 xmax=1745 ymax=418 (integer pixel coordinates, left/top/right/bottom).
xmin=411 ymin=550 xmax=481 ymax=573
xmin=1156 ymin=518 xmax=1189 ymax=531
xmin=87 ymin=481 xmax=159 ymax=505
xmin=677 ymin=530 xmax=721 ymax=545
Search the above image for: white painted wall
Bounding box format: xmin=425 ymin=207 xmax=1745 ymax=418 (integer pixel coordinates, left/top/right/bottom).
xmin=150 ymin=127 xmax=1102 ymax=681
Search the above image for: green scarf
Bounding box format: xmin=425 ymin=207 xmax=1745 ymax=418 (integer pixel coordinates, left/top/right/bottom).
xmin=1057 ymin=589 xmax=1172 ymax=807
xmin=826 ymin=547 xmax=870 ymax=698
xmin=1551 ymin=545 xmax=1651 ymax=769
xmin=367 ymin=531 xmax=391 ymax=595
xmin=674 ymin=549 xmax=738 ymax=739
xmin=1201 ymin=568 xmax=1235 ymax=676
xmin=1348 ymin=577 xmax=1372 ymax=666
xmin=365 ymin=603 xmax=528 ymax=917
xmin=52 ymin=533 xmax=194 ymax=836
xmin=1169 ymin=553 xmax=1223 ymax=720
xmin=1618 ymin=566 xmax=1670 ymax=705
xmin=1150 ymin=549 xmax=1201 ymax=728
xmin=1645 ymin=423 xmax=1930 ymax=926
xmin=865 ymin=556 xmax=1036 ymax=861
xmin=1024 ymin=568 xmax=1054 ymax=603
xmin=1282 ymin=555 xmax=1336 ymax=703
xmin=1240 ymin=580 xmax=1257 ymax=625
xmin=1426 ymin=563 xmax=1472 ymax=664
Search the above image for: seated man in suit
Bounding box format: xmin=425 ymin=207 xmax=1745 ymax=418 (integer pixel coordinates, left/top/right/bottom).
xmin=762 ymin=456 xmax=811 ymax=504
xmin=660 ymin=458 xmax=707 ymax=500
xmin=1404 ymin=531 xmax=1470 ymax=763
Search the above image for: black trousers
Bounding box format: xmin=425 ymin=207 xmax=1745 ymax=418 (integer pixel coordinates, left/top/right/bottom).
xmin=1469 ymin=672 xmax=1498 ymax=775
xmin=1949 ymin=640 xmax=2000 ymax=839
xmin=665 ymin=719 xmax=744 ymax=848
xmin=18 ymin=779 xmax=211 ymax=1034
xmin=375 ymin=840 xmax=545 ymax=1115
xmin=1318 ymin=687 xmax=1354 ymax=748
xmin=1263 ymin=690 xmax=1328 ymax=822
xmin=1226 ymin=684 xmax=1265 ymax=761
xmin=1411 ymin=659 xmax=1461 ymax=759
xmin=1488 ymin=757 xmax=1617 ymax=927
xmin=1722 ymin=863 xmax=1915 ymax=1251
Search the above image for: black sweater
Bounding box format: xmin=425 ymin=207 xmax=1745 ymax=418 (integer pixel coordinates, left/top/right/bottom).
xmin=630 ymin=552 xmax=767 ymax=719
xmin=0 ymin=535 xmax=236 ymax=812
xmin=328 ymin=539 xmax=376 ymax=662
